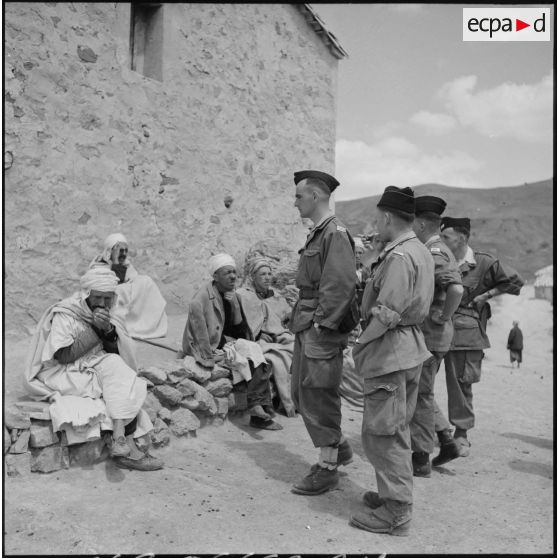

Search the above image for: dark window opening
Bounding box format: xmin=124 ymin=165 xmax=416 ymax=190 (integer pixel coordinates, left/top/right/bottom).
xmin=130 ymin=3 xmax=164 ymax=81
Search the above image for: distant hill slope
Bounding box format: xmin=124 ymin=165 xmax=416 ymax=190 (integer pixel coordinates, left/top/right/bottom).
xmin=336 ymin=179 xmax=554 ymax=281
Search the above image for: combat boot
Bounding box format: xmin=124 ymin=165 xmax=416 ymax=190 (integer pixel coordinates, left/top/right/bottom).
xmin=432 ymin=429 xmax=460 ymax=467
xmin=362 ymin=490 xmax=384 ymax=509
xmin=350 ymin=499 xmax=412 ymax=536
xmin=412 ymin=451 xmax=431 ymax=477
xmin=291 ymin=466 xmax=339 ymax=496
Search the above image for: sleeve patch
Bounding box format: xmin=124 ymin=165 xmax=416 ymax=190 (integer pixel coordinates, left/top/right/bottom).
xmin=336 ymin=225 xmax=347 ymax=232
xmin=392 ymin=251 xmax=404 ymax=256
xmin=430 ymin=247 xmax=442 ymax=253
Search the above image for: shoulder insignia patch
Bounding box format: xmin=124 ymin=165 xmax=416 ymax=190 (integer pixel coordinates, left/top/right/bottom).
xmin=336 ymin=225 xmax=346 ymax=232
xmin=392 ymin=251 xmax=404 ymax=256
xmin=430 ymin=247 xmax=442 ymax=253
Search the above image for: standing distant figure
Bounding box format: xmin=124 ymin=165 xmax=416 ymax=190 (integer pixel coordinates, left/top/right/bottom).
xmin=507 ymin=321 xmax=523 ymax=368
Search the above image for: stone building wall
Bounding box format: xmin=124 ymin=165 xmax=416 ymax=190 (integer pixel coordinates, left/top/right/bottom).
xmin=4 ymin=2 xmax=340 ymax=334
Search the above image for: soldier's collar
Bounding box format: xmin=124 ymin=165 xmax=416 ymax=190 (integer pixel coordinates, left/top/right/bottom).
xmin=383 ymin=230 xmax=416 ymax=254
xmin=310 ymin=211 xmax=334 ymax=232
xmin=425 ymin=234 xmax=440 ymax=247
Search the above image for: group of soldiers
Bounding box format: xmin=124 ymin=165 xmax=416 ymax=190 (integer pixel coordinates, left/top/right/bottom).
xmin=289 ymin=170 xmax=523 ymax=536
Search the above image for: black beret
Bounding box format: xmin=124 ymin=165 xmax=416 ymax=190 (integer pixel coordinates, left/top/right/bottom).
xmin=441 ymin=217 xmax=471 ymax=233
xmin=293 ymin=170 xmax=340 ymax=193
xmin=415 ymin=195 xmax=447 ymax=216
xmin=377 ymin=185 xmax=415 ymax=214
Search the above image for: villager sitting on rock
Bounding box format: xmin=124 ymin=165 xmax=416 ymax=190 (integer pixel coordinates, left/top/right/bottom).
xmin=180 ymin=253 xmax=282 ymax=430
xmin=90 ymin=233 xmax=168 ymax=340
xmin=23 ymin=266 xmax=163 ymax=471
xmin=237 ymin=257 xmax=297 ymax=417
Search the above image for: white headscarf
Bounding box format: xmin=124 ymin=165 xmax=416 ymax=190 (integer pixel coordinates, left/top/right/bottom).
xmin=354 ymin=237 xmax=365 ymax=250
xmin=209 ymin=253 xmax=236 ymax=276
xmin=80 ymin=265 xmax=120 ymax=297
xmin=101 ymin=233 xmax=129 ymax=264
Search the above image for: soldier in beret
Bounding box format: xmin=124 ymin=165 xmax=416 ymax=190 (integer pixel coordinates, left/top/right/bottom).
xmin=440 ymin=217 xmax=524 ymax=457
xmin=289 ymin=170 xmax=357 ymax=496
xmin=409 ymin=196 xmax=464 ymax=475
xmin=350 ymin=186 xmax=434 ymax=536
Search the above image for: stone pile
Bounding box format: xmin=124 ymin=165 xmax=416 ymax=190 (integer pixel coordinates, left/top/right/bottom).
xmin=4 ymin=357 xmax=244 ymax=475
xmin=138 ymin=356 xmax=244 ymax=448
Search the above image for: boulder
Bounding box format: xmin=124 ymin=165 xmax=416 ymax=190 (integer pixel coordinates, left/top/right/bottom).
xmin=69 ymin=438 xmax=108 ymax=466
xmin=5 ymin=453 xmax=31 ymax=477
xmin=152 ymin=385 xmax=183 ymax=407
xmin=29 ymin=421 xmax=59 ymax=448
xmin=30 ymin=444 xmax=70 ymax=473
xmin=205 ymin=378 xmax=233 ymax=397
xmin=176 ymin=378 xmax=197 ymax=398
xmin=170 ymin=408 xmax=200 ymax=436
xmin=5 ymin=407 xmax=31 ymax=430
xmin=182 ymin=356 xmax=212 ymax=383
xmin=9 ymin=430 xmax=30 ymax=454
xmin=142 ymin=391 xmax=163 ymax=422
xmin=178 ymin=380 xmax=217 ymax=416
xmin=150 ymin=418 xmax=170 ymax=448
xmin=138 ymin=366 xmax=168 ymax=385
xmin=214 ymin=397 xmax=229 ymax=418
xmin=158 ymin=407 xmax=171 ymax=423
xmin=210 ymin=365 xmax=231 ymax=380
xmin=178 ymin=398 xmax=201 ymax=412
xmin=13 ymin=401 xmax=51 ymax=421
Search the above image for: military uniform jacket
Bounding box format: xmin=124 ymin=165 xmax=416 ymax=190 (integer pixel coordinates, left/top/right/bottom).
xmin=421 ymin=234 xmax=462 ymax=353
xmin=450 ymin=249 xmax=523 ymax=351
xmin=353 ymin=231 xmax=434 ymax=378
xmin=289 ymin=214 xmax=356 ymax=334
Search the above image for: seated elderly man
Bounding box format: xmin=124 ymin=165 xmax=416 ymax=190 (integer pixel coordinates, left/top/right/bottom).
xmin=236 ymin=257 xmax=297 ymax=417
xmin=90 ymin=233 xmax=168 ymax=340
xmin=24 ymin=266 xmax=163 ymax=471
xmin=181 ymin=253 xmax=282 ymax=430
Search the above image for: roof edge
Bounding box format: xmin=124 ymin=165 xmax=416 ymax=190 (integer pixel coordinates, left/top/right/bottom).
xmin=298 ymin=4 xmax=348 ymax=60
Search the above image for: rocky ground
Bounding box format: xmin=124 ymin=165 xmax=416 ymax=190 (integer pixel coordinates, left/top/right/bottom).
xmin=3 ymin=285 xmax=554 ymax=555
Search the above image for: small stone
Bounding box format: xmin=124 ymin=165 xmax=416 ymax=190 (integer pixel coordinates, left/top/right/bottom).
xmin=178 ymin=380 xmax=216 ymax=415
xmin=170 ymin=409 xmax=200 ymax=436
xmin=77 ymin=45 xmax=97 ymax=63
xmin=205 ymin=378 xmax=233 ymax=397
xmin=29 ymin=421 xmax=59 ymax=448
xmin=150 ymin=418 xmax=170 ymax=448
xmin=214 ymin=397 xmax=229 ymax=418
xmin=152 ymin=385 xmax=183 ymax=407
xmin=5 ymin=407 xmax=32 ymax=430
xmin=142 ymin=391 xmax=162 ymax=422
xmin=9 ymin=430 xmax=30 ymax=454
xmin=158 ymin=407 xmax=171 ymax=423
xmin=166 ymin=367 xmax=190 ymax=384
xmin=182 ymin=356 xmax=212 ymax=383
xmin=138 ymin=366 xmax=167 ymax=385
xmin=176 ymin=378 xmax=197 ymax=398
xmin=30 ymin=444 xmax=70 ymax=473
xmin=69 ymin=438 xmax=107 ymax=466
xmin=5 ymin=453 xmax=31 ymax=477
xmin=210 ymin=365 xmax=231 ymax=380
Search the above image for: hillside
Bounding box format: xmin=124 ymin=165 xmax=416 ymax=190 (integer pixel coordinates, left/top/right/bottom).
xmin=336 ymin=179 xmax=554 ymax=281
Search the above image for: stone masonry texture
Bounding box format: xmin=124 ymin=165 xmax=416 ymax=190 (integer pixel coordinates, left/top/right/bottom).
xmin=4 ymin=3 xmax=339 ymax=334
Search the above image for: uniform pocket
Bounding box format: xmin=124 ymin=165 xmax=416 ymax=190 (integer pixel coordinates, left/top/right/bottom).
xmin=298 ymin=248 xmax=321 ymax=285
xmin=302 ymin=330 xmax=342 ymax=389
xmin=363 ymin=381 xmax=402 ymax=435
xmin=460 ymin=351 xmax=483 ymax=384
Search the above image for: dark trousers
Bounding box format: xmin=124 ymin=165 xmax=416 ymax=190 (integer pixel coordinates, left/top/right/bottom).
xmin=247 ymin=362 xmax=272 ymax=408
xmin=291 ymin=326 xmax=347 ymax=447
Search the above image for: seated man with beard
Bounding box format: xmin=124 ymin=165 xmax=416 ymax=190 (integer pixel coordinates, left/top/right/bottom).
xmin=24 ymin=266 xmax=163 ymax=471
xmin=181 ymin=253 xmax=282 ymax=430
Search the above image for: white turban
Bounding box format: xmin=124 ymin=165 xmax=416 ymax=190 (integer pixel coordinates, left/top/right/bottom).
xmin=209 ymin=253 xmax=236 ymax=276
xmin=102 ymin=233 xmax=128 ymax=263
xmin=80 ymin=265 xmax=120 ymax=295
xmin=354 ymin=237 xmax=365 ymax=250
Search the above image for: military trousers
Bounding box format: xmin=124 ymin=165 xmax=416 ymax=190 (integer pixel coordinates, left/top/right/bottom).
xmin=247 ymin=363 xmax=273 ymax=409
xmin=291 ymin=326 xmax=347 ymax=448
xmin=410 ymin=352 xmax=451 ymax=454
xmin=444 ymin=349 xmax=484 ymax=431
xmin=361 ymin=365 xmax=421 ymax=505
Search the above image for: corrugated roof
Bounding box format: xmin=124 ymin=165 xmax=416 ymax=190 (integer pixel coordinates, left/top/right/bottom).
xmin=534 ymin=265 xmax=553 ymax=287
xmin=298 ymin=4 xmax=348 ymax=60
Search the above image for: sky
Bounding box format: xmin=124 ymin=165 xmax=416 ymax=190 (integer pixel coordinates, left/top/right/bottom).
xmin=311 ymin=3 xmax=554 ymax=200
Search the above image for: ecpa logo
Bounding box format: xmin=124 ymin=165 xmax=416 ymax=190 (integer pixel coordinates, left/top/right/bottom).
xmin=463 ymin=7 xmax=550 ymax=41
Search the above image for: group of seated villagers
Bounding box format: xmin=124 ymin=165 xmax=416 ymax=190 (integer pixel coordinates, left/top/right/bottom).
xmin=23 ymin=234 xmax=297 ymax=471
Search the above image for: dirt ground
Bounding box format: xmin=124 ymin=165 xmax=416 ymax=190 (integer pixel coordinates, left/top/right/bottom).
xmin=3 ymin=285 xmax=554 ymax=555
